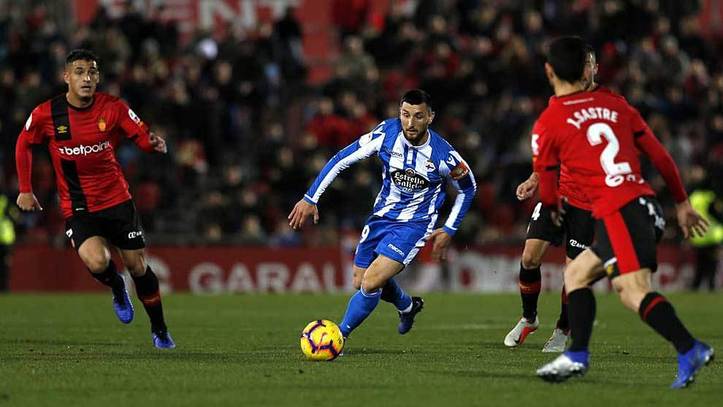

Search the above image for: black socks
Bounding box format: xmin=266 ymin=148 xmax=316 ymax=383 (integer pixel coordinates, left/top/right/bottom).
xmin=519 ymin=264 xmax=541 ymax=321
xmin=132 ymin=267 xmax=167 ymax=333
xmin=567 ymin=287 xmax=596 ymax=352
xmin=639 ymin=292 xmax=695 ymax=354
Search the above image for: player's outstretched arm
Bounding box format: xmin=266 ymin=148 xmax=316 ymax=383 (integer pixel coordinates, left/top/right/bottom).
xmin=675 ymin=200 xmax=709 ymax=239
xmin=288 ymin=199 xmax=319 ymax=230
xmin=516 ymin=172 xmax=539 ymax=201
xmin=15 ymin=130 xmax=43 ymax=211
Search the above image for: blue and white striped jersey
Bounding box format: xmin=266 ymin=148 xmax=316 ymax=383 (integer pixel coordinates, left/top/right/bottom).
xmin=303 ymin=119 xmax=477 ymax=236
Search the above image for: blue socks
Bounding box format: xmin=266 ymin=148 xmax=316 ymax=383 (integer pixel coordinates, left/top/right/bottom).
xmin=381 ymin=278 xmax=413 ymax=312
xmin=340 ymin=287 xmax=382 ymax=337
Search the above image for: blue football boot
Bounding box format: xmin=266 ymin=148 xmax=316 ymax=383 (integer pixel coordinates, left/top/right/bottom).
xmin=671 ymin=341 xmax=714 ymax=389
xmin=398 ymin=297 xmax=424 ymax=334
xmin=152 ymin=330 xmax=176 ymax=349
xmin=112 ymin=288 xmax=134 ymax=324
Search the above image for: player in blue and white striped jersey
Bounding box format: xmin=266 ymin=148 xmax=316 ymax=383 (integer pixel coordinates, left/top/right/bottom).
xmin=289 ymin=89 xmax=477 ymax=340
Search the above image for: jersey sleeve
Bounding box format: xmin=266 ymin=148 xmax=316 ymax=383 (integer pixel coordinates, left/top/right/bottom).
xmin=532 ymin=121 xmax=561 ymax=208
xmin=441 ymin=150 xmax=477 ymax=236
xmin=115 ymin=100 xmax=155 ymax=152
xmin=303 ymin=122 xmax=386 ymax=205
xmin=530 ymin=120 xmax=544 ymax=165
xmin=630 ymin=106 xmax=687 ymax=203
xmin=15 ymin=107 xmax=48 ymax=193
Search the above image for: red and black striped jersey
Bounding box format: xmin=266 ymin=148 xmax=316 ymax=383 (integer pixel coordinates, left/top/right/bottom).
xmin=16 ymin=92 xmax=156 ymax=219
xmin=533 ymin=86 xmax=687 ymax=218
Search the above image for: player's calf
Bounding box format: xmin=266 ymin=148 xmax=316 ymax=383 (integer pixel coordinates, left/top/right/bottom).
xmin=132 ymin=266 xmax=171 ymax=340
xmin=88 ymin=260 xmax=134 ymax=324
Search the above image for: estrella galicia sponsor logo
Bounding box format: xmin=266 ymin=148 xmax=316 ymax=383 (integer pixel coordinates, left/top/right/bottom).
xmin=387 ymin=244 xmax=405 ymax=256
xmin=58 ymin=140 xmax=111 ymax=156
xmin=568 ymin=239 xmax=588 ymax=249
xmin=391 ymin=168 xmax=429 ymax=192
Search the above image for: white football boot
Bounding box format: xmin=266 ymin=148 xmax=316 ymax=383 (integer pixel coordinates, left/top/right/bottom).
xmin=541 ymin=328 xmax=569 ymax=353
xmin=536 ymin=352 xmax=588 ymax=382
xmin=504 ymin=316 xmax=539 ymax=347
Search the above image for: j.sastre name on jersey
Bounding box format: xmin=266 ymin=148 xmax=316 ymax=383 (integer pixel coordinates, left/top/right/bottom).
xmin=391 ymin=168 xmax=429 ymax=192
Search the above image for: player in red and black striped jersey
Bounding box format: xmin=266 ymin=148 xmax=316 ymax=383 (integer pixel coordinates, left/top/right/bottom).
xmin=534 ymin=37 xmax=712 ymax=387
xmin=15 ymin=49 xmax=175 ymax=349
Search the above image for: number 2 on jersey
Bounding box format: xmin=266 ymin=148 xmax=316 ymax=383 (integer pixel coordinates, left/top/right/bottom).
xmin=586 ymin=123 xmax=632 ymax=187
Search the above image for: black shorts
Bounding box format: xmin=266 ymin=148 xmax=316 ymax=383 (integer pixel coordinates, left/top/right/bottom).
xmin=591 ymin=196 xmax=665 ymax=279
xmin=526 ymin=201 xmax=595 ymax=259
xmin=65 ymin=200 xmax=146 ymax=251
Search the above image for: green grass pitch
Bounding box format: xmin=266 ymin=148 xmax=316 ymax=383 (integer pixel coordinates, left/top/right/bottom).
xmin=0 ymin=292 xmax=720 ymax=406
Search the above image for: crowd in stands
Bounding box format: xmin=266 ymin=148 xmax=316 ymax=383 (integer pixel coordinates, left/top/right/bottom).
xmin=1 ymin=0 xmax=721 ymax=248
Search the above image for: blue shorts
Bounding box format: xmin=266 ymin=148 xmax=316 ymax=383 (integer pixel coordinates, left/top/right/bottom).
xmin=354 ymin=216 xmax=433 ymax=268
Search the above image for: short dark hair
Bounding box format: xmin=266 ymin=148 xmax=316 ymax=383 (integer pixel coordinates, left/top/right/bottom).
xmin=400 ymin=89 xmax=432 ymax=110
xmin=65 ymin=49 xmax=99 ymax=66
xmin=546 ymin=36 xmax=588 ymax=83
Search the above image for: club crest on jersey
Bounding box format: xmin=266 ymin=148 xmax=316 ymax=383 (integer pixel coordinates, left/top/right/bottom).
xmin=56 ymin=125 xmax=68 ymax=134
xmin=391 ymin=168 xmax=429 ymax=192
xmin=98 ymin=117 xmax=107 ymax=132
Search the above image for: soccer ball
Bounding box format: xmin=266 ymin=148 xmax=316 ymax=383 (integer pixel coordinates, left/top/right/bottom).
xmin=300 ymin=319 xmax=344 ymax=361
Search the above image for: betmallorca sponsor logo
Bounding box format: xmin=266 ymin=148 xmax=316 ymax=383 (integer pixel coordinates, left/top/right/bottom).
xmin=57 ymin=140 xmax=111 ymax=156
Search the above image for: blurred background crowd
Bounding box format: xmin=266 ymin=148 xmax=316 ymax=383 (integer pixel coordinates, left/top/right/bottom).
xmin=0 ymin=0 xmax=721 ymax=251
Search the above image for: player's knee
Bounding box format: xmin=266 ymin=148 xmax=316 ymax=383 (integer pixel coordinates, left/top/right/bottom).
xmin=83 ymin=252 xmax=111 ymax=273
xmin=360 ymin=275 xmax=384 ymax=292
xmin=564 ymin=263 xmax=586 ymax=290
xmin=521 ymin=248 xmax=542 ymax=270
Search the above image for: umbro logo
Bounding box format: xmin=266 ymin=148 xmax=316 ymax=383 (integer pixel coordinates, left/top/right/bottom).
xmin=56 ymin=125 xmax=68 ymax=134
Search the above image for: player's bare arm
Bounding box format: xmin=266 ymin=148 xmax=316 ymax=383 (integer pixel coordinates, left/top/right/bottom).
xmin=288 ymin=199 xmax=319 ymax=230
xmin=516 ymin=172 xmax=540 ymax=201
